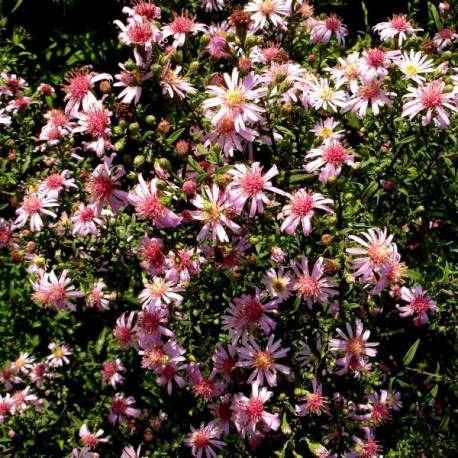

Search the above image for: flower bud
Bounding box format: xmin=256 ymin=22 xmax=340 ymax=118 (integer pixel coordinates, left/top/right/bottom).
xmin=99 ymin=80 xmax=111 ymax=94
xmin=281 ymin=103 xmax=293 ymax=115
xmin=200 ymin=33 xmax=211 ymax=47
xmin=157 ymin=120 xmax=171 ymax=134
xmin=134 ymin=155 xmax=146 ymax=167
xmin=128 ymin=122 xmax=140 ymax=135
xmin=114 ymin=138 xmax=126 ymax=152
xmin=188 ymin=61 xmax=200 ymax=74
xmin=175 ymin=139 xmax=189 ymax=158
xmin=145 ymin=115 xmax=156 ymax=125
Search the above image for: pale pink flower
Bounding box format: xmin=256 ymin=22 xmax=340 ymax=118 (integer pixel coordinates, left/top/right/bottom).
xmin=350 ymin=390 xmax=392 ymax=424
xmin=261 ymin=267 xmax=293 ymax=303
xmin=101 ymin=359 xmax=125 ymax=388
xmin=357 ymin=48 xmax=400 ymax=80
xmin=347 ymin=427 xmax=381 ymax=458
xmin=136 ymin=305 xmax=174 ymax=347
xmin=208 ymin=394 xmax=233 ymax=435
xmin=114 ymin=14 xmax=162 ymax=51
xmin=6 ymin=96 xmax=34 ymax=113
xmin=237 ymin=335 xmax=290 ymax=387
xmin=329 ymin=320 xmax=379 ymax=375
xmin=201 ymin=0 xmax=225 ymax=12
xmin=114 ymin=312 xmax=137 ymax=350
xmin=86 ymin=281 xmax=111 ymax=310
xmin=0 ymin=71 xmax=28 ymax=97
xmin=86 ymin=153 xmax=128 ymax=214
xmin=153 ymin=341 xmax=187 ymax=395
xmin=138 ymin=277 xmax=184 ymax=308
xmin=0 ymin=394 xmax=15 ymax=423
xmin=47 ymin=342 xmax=71 ymax=367
xmin=327 ymin=52 xmax=361 ymax=94
xmin=108 ymin=393 xmax=141 ymax=425
xmin=202 ymin=68 xmax=266 ymax=134
xmin=165 ymin=246 xmax=204 ymax=284
xmin=344 ymin=78 xmax=393 ymax=117
xmin=37 ymin=83 xmax=55 ymax=95
xmin=231 ymin=383 xmax=280 ymax=438
xmin=433 ymin=28 xmax=458 ymax=53
xmin=397 ymin=285 xmax=438 ymax=325
xmin=0 ymin=108 xmax=11 ymax=128
xmin=190 ymin=184 xmax=241 ymax=243
xmin=0 ymin=219 xmax=19 ymax=249
xmin=12 ymin=386 xmax=39 ymax=413
xmin=291 ymin=256 xmax=339 ymax=309
xmin=395 ymin=50 xmax=435 ymax=84
xmin=278 ymin=188 xmax=333 ymax=236
xmin=370 ymin=247 xmax=407 ymax=295
xmin=160 ymin=63 xmax=197 ymax=99
xmin=212 ymin=344 xmax=238 ymax=382
xmin=312 ymin=14 xmax=347 ymax=45
xmin=244 ymin=0 xmax=289 ymax=32
xmin=187 ymin=363 xmax=225 ymax=401
xmin=373 ymin=14 xmax=422 ymax=46
xmin=305 ymin=139 xmax=355 ymax=183
xmin=0 ymin=366 xmax=22 ymax=390
xmin=120 ymin=444 xmax=145 ymax=458
xmin=71 ymin=203 xmax=110 ymax=236
xmin=346 ymin=227 xmax=396 ymax=285
xmin=14 ymin=193 xmax=58 ymax=232
xmin=122 ymin=1 xmax=161 ymax=20
xmin=221 ymin=288 xmax=278 ymax=342
xmin=79 ymin=424 xmax=108 ymax=448
xmin=185 ymin=422 xmax=226 ymax=458
xmin=270 ymin=246 xmax=286 ymax=264
xmin=138 ymin=234 xmax=166 ymax=274
xmin=31 ymin=269 xmax=85 ymax=311
xmin=226 ymin=162 xmax=285 ymax=217
xmin=128 ymin=174 xmax=182 ymax=228
xmin=402 ymin=79 xmax=457 ymax=128
xmin=295 ymin=378 xmax=329 ymax=416
xmin=310 ymin=118 xmax=345 ymax=143
xmin=162 ymin=12 xmax=207 ymax=48
xmin=39 ymin=109 xmax=74 ymax=145
xmin=73 ymin=101 xmax=112 ymax=156
xmin=12 ymin=352 xmax=35 ymax=374
xmin=62 ymin=67 xmax=112 ymax=118
xmin=39 ymin=170 xmax=77 ymax=199
xmin=29 ymin=362 xmax=50 ymax=387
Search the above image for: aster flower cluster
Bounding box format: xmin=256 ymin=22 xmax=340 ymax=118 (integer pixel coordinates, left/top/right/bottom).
xmin=0 ymin=0 xmax=455 ymax=457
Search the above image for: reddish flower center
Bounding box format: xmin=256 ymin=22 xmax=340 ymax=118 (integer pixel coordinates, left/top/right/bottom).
xmin=245 ymin=398 xmax=264 ymax=421
xmin=115 ymin=325 xmax=133 ymax=345
xmin=361 ymin=439 xmax=379 ymax=458
xmin=192 ymin=430 xmax=210 ymax=448
xmin=366 ymin=49 xmax=385 ymax=68
xmin=90 ymin=175 xmax=113 ymax=201
xmin=47 ymin=284 xmax=67 ymax=306
xmin=410 ymin=296 xmax=430 ymax=314
xmin=325 ymin=15 xmax=342 ymax=31
xmin=69 ymin=75 xmax=92 ymax=99
xmin=358 ymin=82 xmax=380 ymax=100
xmin=81 ymin=435 xmax=98 ymax=448
xmin=0 ymin=401 xmax=11 ymax=415
xmin=346 ymin=337 xmax=364 ymax=356
xmin=421 ymin=85 xmax=443 ymax=108
xmin=0 ymin=228 xmax=12 ymax=246
xmin=140 ymin=196 xmax=164 ymax=219
xmin=147 ymin=347 xmax=167 ymax=366
xmin=142 ymin=241 xmax=164 ymax=266
xmin=161 ymin=364 xmax=176 ymax=379
xmin=243 ymin=298 xmax=264 ymax=322
xmin=260 ymin=1 xmax=276 ymax=15
xmin=103 ymin=362 xmax=117 ymax=377
xmin=79 ymin=206 xmax=95 ymax=223
xmin=170 ymin=16 xmax=194 ymax=34
xmin=306 ymin=392 xmax=326 ymax=414
xmin=371 ymin=401 xmax=388 ymax=423
xmin=217 ymin=401 xmax=232 ymax=421
xmin=139 ymin=310 xmax=161 ymax=333
xmin=134 ymin=2 xmax=160 ymax=20
xmin=23 ymin=196 xmax=42 ymax=215
xmin=295 ymin=274 xmax=320 ymax=299
xmin=128 ymin=23 xmax=153 ymax=44
xmin=390 ymin=15 xmax=409 ymax=32
xmin=240 ymin=171 xmax=265 ymax=195
xmin=219 ymin=115 xmax=235 ymax=133
xmin=439 ymin=28 xmax=453 ymax=39
xmin=192 ymin=379 xmax=214 ymax=399
xmin=111 ymin=398 xmax=127 ymax=415
xmin=46 ymin=174 xmax=64 ymax=190
xmin=368 ymin=243 xmax=390 ymax=266
xmin=86 ymin=110 xmax=110 ymax=136
xmin=291 ymin=194 xmax=314 ymax=216
xmin=323 ymin=143 xmax=348 ymax=164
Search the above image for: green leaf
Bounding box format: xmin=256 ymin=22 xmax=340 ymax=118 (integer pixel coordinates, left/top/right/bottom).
xmin=428 ymin=2 xmax=442 ymax=30
xmin=95 ymin=327 xmax=107 ymax=355
xmin=166 ymin=127 xmax=186 ymax=145
xmin=363 ymin=181 xmax=378 ymax=198
xmin=397 ymin=135 xmax=416 ymax=146
xmin=403 ymin=339 xmax=420 ymax=366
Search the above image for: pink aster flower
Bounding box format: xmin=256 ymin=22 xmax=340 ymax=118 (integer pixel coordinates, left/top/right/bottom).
xmin=295 ymin=378 xmax=329 ymax=416
xmin=433 ymin=28 xmax=458 ymax=53
xmin=62 ymin=67 xmax=112 ymax=119
xmin=291 ymin=256 xmax=339 ymax=309
xmin=0 ymin=219 xmax=18 ymax=249
xmin=12 ymin=352 xmax=35 ymax=374
xmin=6 ymin=96 xmax=34 ymax=113
xmin=128 ymin=174 xmax=182 ymax=228
xmin=231 ymin=383 xmax=280 ymax=438
xmin=165 ymin=246 xmax=204 ymax=284
xmin=86 ymin=281 xmax=111 ymax=310
xmin=212 ymin=344 xmax=238 ymax=382
xmin=86 ymin=153 xmax=128 ymax=214
xmin=162 ymin=12 xmax=207 ymax=48
xmin=73 ymin=101 xmax=112 ymax=157
xmin=160 ymin=63 xmax=197 ymax=99
xmin=0 ymin=394 xmax=15 ymax=423
xmin=208 ymin=394 xmax=233 ymax=435
xmin=261 ymin=267 xmax=293 ymax=303
xmin=278 ymin=188 xmax=334 ymax=236
xmin=120 ymin=444 xmax=145 ymax=458
xmin=312 ymin=14 xmax=347 ymax=46
xmin=185 ymin=422 xmax=226 ymax=458
xmin=138 ymin=277 xmax=184 ymax=308
xmin=114 ymin=312 xmax=137 ymax=350
xmin=346 ymin=227 xmax=396 ymax=285
xmin=244 ymin=0 xmax=289 ymax=32
xmin=108 ymin=393 xmax=141 ymax=425
xmin=395 ymin=50 xmax=435 ymax=84
xmin=226 ymin=162 xmax=285 ymax=217
xmin=136 ymin=305 xmax=174 ymax=347
xmin=329 ymin=320 xmax=379 ymax=376
xmin=122 ymin=1 xmax=161 ymax=20
xmin=201 ymin=0 xmax=225 ymax=12
xmin=402 ymin=79 xmax=457 ymax=128
xmin=0 ymin=108 xmax=11 ymax=128
xmin=71 ymin=202 xmax=110 ymax=237
xmin=344 ymin=78 xmax=393 ymax=117
xmin=101 ymin=359 xmax=125 ymax=388
xmin=350 ymin=389 xmax=392 ymax=425
xmin=79 ymin=424 xmax=108 ymax=449
xmin=221 ymin=288 xmax=278 ymax=342
xmin=47 ymin=342 xmax=71 ymax=367
xmin=397 ymin=285 xmax=438 ymax=325
xmin=0 ymin=71 xmax=28 ymax=97
xmin=202 ymin=68 xmax=266 ymax=134
xmin=190 ymin=184 xmax=241 ymax=243
xmin=153 ymin=342 xmax=187 ymax=395
xmin=37 ymin=83 xmax=55 ymax=95
xmin=31 ymin=269 xmax=85 ymax=311
xmin=114 ymin=14 xmax=163 ymax=51
xmin=310 ymin=117 xmax=345 ymax=142
xmin=357 ymin=48 xmax=400 ymax=80
xmin=373 ymin=14 xmax=422 ymax=46
xmin=187 ymin=363 xmax=225 ymax=401
xmin=347 ymin=427 xmax=381 ymax=458
xmin=237 ymin=335 xmax=290 ymax=387
xmin=14 ymin=192 xmax=58 ymax=232
xmin=327 ymin=52 xmax=362 ymax=94
xmin=39 ymin=109 xmax=74 ymax=145
xmin=305 ymin=139 xmax=355 ymax=183
xmin=39 ymin=170 xmax=77 ymax=200
xmin=138 ymin=234 xmax=166 ymax=274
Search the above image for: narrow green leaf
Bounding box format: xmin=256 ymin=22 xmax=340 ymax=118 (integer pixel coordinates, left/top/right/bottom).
xmin=166 ymin=127 xmax=186 ymax=145
xmin=95 ymin=327 xmax=107 ymax=355
xmin=403 ymin=339 xmax=420 ymax=366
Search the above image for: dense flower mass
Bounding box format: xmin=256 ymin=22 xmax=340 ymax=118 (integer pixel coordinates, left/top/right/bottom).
xmin=0 ymin=1 xmax=454 ymax=457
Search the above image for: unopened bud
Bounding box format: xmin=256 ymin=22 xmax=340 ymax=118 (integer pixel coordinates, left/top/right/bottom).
xmin=145 ymin=115 xmax=156 ymax=125
xmin=321 ymin=234 xmax=333 ymax=246
xmin=157 ymin=120 xmax=171 ymax=134
xmin=133 ymin=155 xmax=146 ymax=167
xmin=281 ymin=103 xmax=293 ymax=115
xmin=188 ymin=61 xmax=200 ymax=74
xmin=99 ymin=80 xmax=111 ymax=94
xmin=200 ymin=34 xmax=211 ymax=47
xmin=114 ymin=138 xmax=126 ymax=152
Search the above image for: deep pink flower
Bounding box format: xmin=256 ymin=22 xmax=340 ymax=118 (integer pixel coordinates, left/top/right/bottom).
xmin=373 ymin=14 xmax=422 ymax=46
xmin=397 ymin=285 xmax=438 ymax=325
xmin=108 ymin=393 xmax=141 ymax=425
xmin=14 ymin=193 xmax=58 ymax=232
xmin=162 ymin=12 xmax=207 ymax=48
xmin=312 ymin=14 xmax=347 ymax=45
xmin=185 ymin=422 xmax=226 ymax=458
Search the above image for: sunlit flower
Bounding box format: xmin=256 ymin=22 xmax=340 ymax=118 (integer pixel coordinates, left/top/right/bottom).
xmin=160 ymin=63 xmax=197 ymax=99
xmin=14 ymin=193 xmax=58 ymax=232
xmin=185 ymin=422 xmax=226 ymax=458
xmin=433 ymin=28 xmax=458 ymax=53
xmin=79 ymin=424 xmax=108 ymax=449
xmin=101 ymin=359 xmax=125 ymax=388
xmin=344 ymin=78 xmax=393 ymax=117
xmin=306 ymin=77 xmax=348 ymax=112
xmin=162 ymin=12 xmax=207 ymax=48
xmin=108 ymin=393 xmax=141 ymax=425
xmin=244 ymin=0 xmax=289 ymax=32
xmin=373 ymin=14 xmax=422 ymax=46
xmin=39 ymin=170 xmax=77 ymax=200
xmin=295 ymin=378 xmax=329 ymax=416
xmin=312 ymin=14 xmax=347 ymax=45
xmin=395 ymin=50 xmax=435 ymax=84
xmin=261 ymin=267 xmax=293 ymax=303
xmin=47 ymin=343 xmax=72 ymax=367
xmin=397 ymin=285 xmax=438 ymax=325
